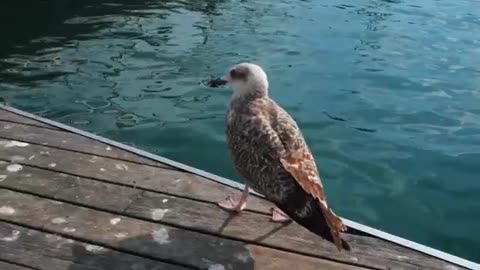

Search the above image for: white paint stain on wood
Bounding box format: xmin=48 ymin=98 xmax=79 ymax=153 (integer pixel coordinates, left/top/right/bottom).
xmin=6 ymin=164 xmax=23 ymax=172
xmin=56 ymin=238 xmax=75 ymax=249
xmin=40 ymin=151 xmax=50 ymax=156
xmin=114 ymin=232 xmax=128 ymax=239
xmin=100 ymin=168 xmax=106 ymax=172
xmin=209 ymin=264 xmax=226 ymax=270
xmin=0 ymin=206 xmax=15 ymax=215
xmin=110 ymin=218 xmax=121 ymax=225
xmin=28 ymin=155 xmax=36 ymax=160
xmin=106 ymin=146 xmax=112 ymax=151
xmin=162 ymin=199 xmax=168 ymax=203
xmin=51 ymin=217 xmax=67 ymax=224
xmin=85 ymin=244 xmax=105 ymax=253
xmin=0 ymin=230 xmax=20 ymax=242
xmin=0 ymin=140 xmax=29 ymax=148
xmin=235 ymin=252 xmax=250 ymax=263
xmin=49 ymin=163 xmax=57 ymax=168
xmin=151 ymin=209 xmax=170 ymax=221
xmin=115 ymin=163 xmax=129 ymax=171
xmin=0 ymin=175 xmax=6 ymax=182
xmin=63 ymin=227 xmax=76 ymax=233
xmin=152 ymin=228 xmax=170 ymax=244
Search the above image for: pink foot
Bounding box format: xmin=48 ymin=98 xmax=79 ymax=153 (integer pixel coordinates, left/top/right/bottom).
xmin=218 ymin=196 xmax=247 ymax=212
xmin=271 ymin=207 xmax=290 ymax=223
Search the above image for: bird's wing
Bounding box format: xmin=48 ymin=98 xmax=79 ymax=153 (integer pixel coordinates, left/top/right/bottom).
xmin=269 ymin=105 xmax=347 ymax=251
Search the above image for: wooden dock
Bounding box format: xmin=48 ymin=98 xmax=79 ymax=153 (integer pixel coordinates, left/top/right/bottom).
xmin=0 ymin=107 xmax=476 ymax=270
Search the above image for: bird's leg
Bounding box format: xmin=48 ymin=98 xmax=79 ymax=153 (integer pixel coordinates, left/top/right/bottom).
xmin=271 ymin=206 xmax=290 ymax=223
xmin=218 ymin=185 xmax=249 ymax=212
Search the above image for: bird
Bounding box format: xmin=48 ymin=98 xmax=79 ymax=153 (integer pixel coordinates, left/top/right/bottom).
xmin=207 ymin=62 xmax=350 ymax=251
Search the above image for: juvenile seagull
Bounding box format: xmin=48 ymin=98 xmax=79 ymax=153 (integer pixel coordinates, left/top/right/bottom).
xmin=208 ymin=63 xmax=350 ymax=251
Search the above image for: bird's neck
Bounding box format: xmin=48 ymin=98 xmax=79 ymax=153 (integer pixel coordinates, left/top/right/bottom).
xmin=231 ymin=86 xmax=268 ymax=102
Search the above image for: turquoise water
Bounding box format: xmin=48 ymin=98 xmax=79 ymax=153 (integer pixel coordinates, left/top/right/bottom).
xmin=1 ymin=0 xmax=480 ymax=262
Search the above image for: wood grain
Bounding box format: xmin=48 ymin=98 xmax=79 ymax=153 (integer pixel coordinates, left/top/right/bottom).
xmin=0 ymin=261 xmax=36 ymax=270
xmin=0 ymin=141 xmax=271 ymax=213
xmin=0 ymin=120 xmax=171 ymax=168
xmin=0 ymin=109 xmax=58 ymax=130
xmin=0 ymin=189 xmax=366 ymax=270
xmin=0 ymin=222 xmax=188 ymax=270
xmin=0 ymin=109 xmax=469 ymax=270
xmin=0 ymin=163 xmax=463 ymax=270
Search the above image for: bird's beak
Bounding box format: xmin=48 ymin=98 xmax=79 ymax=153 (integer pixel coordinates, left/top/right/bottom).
xmin=207 ymin=76 xmax=229 ymax=88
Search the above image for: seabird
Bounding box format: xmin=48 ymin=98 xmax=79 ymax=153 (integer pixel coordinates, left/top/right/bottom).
xmin=208 ymin=63 xmax=350 ymax=251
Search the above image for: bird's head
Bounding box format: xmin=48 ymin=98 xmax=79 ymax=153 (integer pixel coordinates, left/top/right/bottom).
xmin=208 ymin=63 xmax=269 ymax=98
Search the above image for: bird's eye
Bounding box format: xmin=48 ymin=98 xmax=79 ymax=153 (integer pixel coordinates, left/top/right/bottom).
xmin=230 ymin=69 xmax=237 ymax=78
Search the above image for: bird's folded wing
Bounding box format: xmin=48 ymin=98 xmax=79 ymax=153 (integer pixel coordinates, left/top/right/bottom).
xmin=280 ymin=145 xmax=347 ymax=251
xmin=240 ymin=102 xmax=348 ymax=250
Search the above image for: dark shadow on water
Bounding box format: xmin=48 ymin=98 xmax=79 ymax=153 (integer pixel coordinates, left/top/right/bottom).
xmin=0 ymin=0 xmax=226 ymax=86
xmin=69 ymin=233 xmax=255 ymax=270
xmin=0 ymin=0 xmax=225 ymax=52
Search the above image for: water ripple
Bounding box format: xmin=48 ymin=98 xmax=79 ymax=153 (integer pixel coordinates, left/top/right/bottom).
xmin=1 ymin=0 xmax=479 ymax=262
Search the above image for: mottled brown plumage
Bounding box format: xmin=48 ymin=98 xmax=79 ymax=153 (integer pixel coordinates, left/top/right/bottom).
xmin=211 ymin=63 xmax=350 ymax=251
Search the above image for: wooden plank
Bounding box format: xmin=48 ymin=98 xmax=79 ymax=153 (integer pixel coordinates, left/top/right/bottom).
xmin=0 ymin=121 xmax=171 ymax=168
xmin=0 ymin=164 xmax=143 ymax=211
xmin=0 ymin=163 xmax=463 ymax=270
xmin=0 ymin=142 xmax=272 ymax=213
xmin=0 ymin=261 xmax=36 ymax=270
xmin=0 ymin=189 xmax=367 ymax=270
xmin=0 ymin=222 xmax=188 ymax=270
xmin=0 ymin=110 xmax=58 ymax=130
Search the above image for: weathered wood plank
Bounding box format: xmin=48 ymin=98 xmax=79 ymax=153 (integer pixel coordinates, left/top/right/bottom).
xmin=0 ymin=141 xmax=271 ymax=213
xmin=0 ymin=189 xmax=367 ymax=270
xmin=0 ymin=163 xmax=462 ymax=270
xmin=0 ymin=222 xmax=188 ymax=270
xmin=0 ymin=261 xmax=36 ymax=270
xmin=0 ymin=121 xmax=171 ymax=168
xmin=0 ymin=109 xmax=58 ymax=130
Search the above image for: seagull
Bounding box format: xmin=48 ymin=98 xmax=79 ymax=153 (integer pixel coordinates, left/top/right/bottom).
xmin=207 ymin=63 xmax=350 ymax=251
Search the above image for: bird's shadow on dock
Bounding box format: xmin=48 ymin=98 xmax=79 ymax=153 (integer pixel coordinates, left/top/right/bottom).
xmin=216 ymin=210 xmax=292 ymax=243
xmin=68 ymin=233 xmax=256 ymax=270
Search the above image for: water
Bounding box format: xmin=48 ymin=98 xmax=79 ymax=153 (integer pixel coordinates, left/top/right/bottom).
xmin=1 ymin=0 xmax=479 ymax=262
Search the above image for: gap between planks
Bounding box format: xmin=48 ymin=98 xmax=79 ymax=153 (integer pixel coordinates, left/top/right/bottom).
xmin=0 ymin=259 xmax=40 ymax=270
xmin=0 ymin=162 xmax=457 ymax=270
xmin=0 ymin=186 xmax=380 ymax=270
xmin=0 ymin=121 xmax=173 ymax=169
xmin=0 ymin=221 xmax=192 ymax=270
xmin=0 ymin=190 xmax=369 ymax=270
xmin=0 ymin=105 xmax=477 ymax=270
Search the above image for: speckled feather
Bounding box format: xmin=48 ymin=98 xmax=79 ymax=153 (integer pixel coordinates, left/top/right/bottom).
xmin=226 ymin=90 xmax=350 ymax=251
